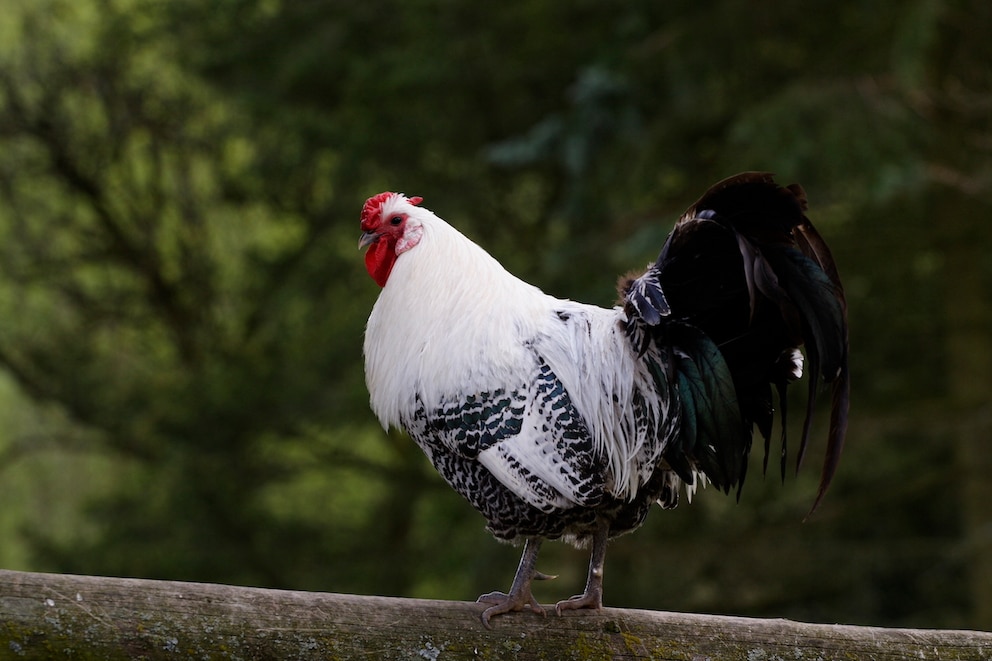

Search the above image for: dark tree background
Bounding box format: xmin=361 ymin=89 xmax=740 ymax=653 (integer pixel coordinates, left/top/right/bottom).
xmin=0 ymin=0 xmax=990 ymax=630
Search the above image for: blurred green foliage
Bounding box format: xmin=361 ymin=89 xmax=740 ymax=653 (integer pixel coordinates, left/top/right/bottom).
xmin=0 ymin=0 xmax=990 ymax=631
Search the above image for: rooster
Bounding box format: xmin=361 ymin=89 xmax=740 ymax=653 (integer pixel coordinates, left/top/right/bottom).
xmin=360 ymin=172 xmax=849 ymax=627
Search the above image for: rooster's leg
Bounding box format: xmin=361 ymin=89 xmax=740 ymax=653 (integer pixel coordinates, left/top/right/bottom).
xmin=555 ymin=519 xmax=609 ymax=614
xmin=477 ymin=537 xmax=552 ymax=628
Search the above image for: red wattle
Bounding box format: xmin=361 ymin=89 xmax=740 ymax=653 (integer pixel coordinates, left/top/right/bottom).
xmin=365 ymin=238 xmax=396 ymax=287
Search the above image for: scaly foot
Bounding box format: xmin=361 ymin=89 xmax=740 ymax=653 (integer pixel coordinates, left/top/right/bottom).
xmin=477 ymin=586 xmax=545 ymax=627
xmin=556 ymin=518 xmax=608 ymax=616
xmin=554 ymin=585 xmax=603 ymax=614
xmin=476 ymin=538 xmax=554 ymax=628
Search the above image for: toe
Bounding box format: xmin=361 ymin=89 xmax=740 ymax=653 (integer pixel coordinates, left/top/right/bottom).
xmin=476 ymin=591 xmax=510 ymax=606
xmin=555 ymin=591 xmax=603 ymax=615
xmin=477 ymin=590 xmax=546 ymax=628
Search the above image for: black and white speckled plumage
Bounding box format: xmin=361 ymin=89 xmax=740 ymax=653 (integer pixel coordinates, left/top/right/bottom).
xmin=402 ymin=344 xmax=681 ymax=545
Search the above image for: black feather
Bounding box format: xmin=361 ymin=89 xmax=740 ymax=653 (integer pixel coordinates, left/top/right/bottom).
xmin=625 ymin=172 xmax=849 ymax=514
xmin=666 ymin=323 xmax=749 ymax=495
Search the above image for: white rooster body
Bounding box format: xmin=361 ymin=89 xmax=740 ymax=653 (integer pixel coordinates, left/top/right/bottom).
xmin=359 ymin=173 xmax=849 ymax=626
xmin=364 ymin=201 xmax=677 ymax=525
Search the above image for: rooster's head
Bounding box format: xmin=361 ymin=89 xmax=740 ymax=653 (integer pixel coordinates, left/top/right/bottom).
xmin=359 ymin=192 xmax=425 ymax=287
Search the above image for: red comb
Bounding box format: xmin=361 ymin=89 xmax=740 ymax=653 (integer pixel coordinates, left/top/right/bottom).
xmin=360 ymin=193 xmax=424 ymax=230
xmin=361 ymin=192 xmax=393 ymax=231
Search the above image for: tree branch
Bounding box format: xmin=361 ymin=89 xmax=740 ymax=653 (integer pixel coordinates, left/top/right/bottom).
xmin=0 ymin=569 xmax=989 ymax=660
xmin=0 ymin=66 xmax=201 ymax=364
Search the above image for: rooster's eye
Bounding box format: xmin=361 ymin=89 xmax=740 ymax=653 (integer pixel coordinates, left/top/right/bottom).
xmin=390 ymin=215 xmax=403 ymax=226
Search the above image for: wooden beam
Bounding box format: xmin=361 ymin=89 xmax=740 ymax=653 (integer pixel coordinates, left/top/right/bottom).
xmin=1 ymin=569 xmax=990 ymax=660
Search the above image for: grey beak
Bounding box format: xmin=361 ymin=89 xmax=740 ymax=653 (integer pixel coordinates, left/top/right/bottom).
xmin=359 ymin=230 xmax=379 ymax=249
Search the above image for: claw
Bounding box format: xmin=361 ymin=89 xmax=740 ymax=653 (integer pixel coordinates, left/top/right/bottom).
xmin=555 ymin=587 xmax=603 ymax=615
xmin=476 ymin=537 xmax=548 ymax=628
xmin=478 ymin=589 xmax=546 ymax=629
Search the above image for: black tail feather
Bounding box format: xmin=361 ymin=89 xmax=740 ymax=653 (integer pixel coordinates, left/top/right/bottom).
xmin=665 ymin=323 xmax=749 ymax=496
xmin=776 ymin=379 xmax=789 ymax=482
xmin=624 ymin=172 xmax=849 ymax=513
xmin=806 ymin=362 xmax=850 ymax=518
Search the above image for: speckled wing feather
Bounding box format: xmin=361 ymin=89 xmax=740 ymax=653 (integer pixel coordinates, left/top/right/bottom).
xmin=406 ymin=355 xmax=605 ymax=514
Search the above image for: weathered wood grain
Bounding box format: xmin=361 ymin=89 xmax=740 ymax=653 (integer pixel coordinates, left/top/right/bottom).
xmin=1 ymin=569 xmax=990 ymax=659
